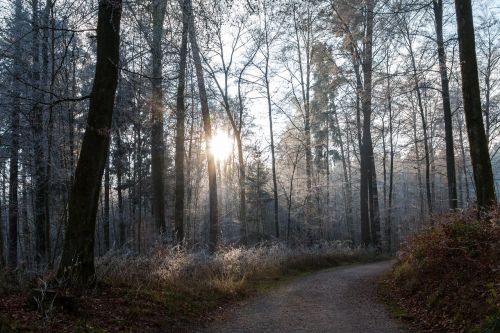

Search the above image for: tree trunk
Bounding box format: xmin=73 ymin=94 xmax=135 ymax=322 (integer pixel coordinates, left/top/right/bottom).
xmin=0 ymin=175 xmax=4 ymax=267
xmin=31 ymin=0 xmax=49 ymax=266
xmin=433 ymin=0 xmax=458 ymax=209
xmin=115 ymin=127 xmax=125 ymax=247
xmin=412 ymin=98 xmax=425 ymax=220
xmin=236 ymin=92 xmax=247 ymax=244
xmin=332 ymin=98 xmax=353 ymax=238
xmin=103 ymin=159 xmax=110 ymax=252
xmin=58 ymin=0 xmax=122 ymax=285
xmin=151 ymin=0 xmax=167 ymax=235
xmin=292 ymin=5 xmax=312 ymax=226
xmin=8 ymin=0 xmax=23 ymax=268
xmin=454 ymin=0 xmax=496 ymax=208
xmin=174 ymin=0 xmax=188 ymax=245
xmin=261 ymin=9 xmax=279 ymax=239
xmin=185 ymin=0 xmax=219 ymax=253
xmin=403 ymin=21 xmax=433 ymax=216
xmin=266 ymin=66 xmax=279 ymax=239
xmin=360 ymin=0 xmax=380 ymax=248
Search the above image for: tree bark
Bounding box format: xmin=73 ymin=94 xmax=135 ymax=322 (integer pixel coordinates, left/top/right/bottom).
xmin=58 ymin=0 xmax=122 ymax=285
xmin=8 ymin=0 xmax=23 ymax=269
xmin=237 ymin=74 xmax=248 ymax=244
xmin=261 ymin=5 xmax=279 ymax=239
xmin=31 ymin=0 xmax=49 ymax=266
xmin=433 ymin=0 xmax=458 ymax=210
xmin=454 ymin=0 xmax=496 ymax=208
xmin=360 ymin=0 xmax=380 ymax=247
xmin=174 ymin=0 xmax=188 ymax=245
xmin=151 ymin=0 xmax=167 ymax=235
xmin=332 ymin=98 xmax=353 ymax=238
xmin=185 ymin=0 xmax=219 ymax=253
xmin=0 ymin=175 xmax=3 ymax=267
xmin=103 ymin=159 xmax=110 ymax=252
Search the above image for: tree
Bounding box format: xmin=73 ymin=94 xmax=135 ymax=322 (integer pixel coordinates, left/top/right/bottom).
xmin=454 ymin=0 xmax=496 ymax=208
xmin=31 ymin=0 xmax=49 ymax=266
xmin=8 ymin=0 xmax=23 ymax=268
xmin=398 ymin=9 xmax=433 ymax=216
xmin=360 ymin=0 xmax=380 ymax=247
xmin=151 ymin=0 xmax=167 ymax=235
xmin=432 ymin=0 xmax=458 ymax=210
xmin=174 ymin=0 xmax=189 ymax=245
xmin=259 ymin=0 xmax=280 ymax=239
xmin=58 ymin=0 xmax=122 ymax=285
xmin=201 ymin=7 xmax=253 ymax=244
xmin=185 ymin=0 xmax=219 ymax=253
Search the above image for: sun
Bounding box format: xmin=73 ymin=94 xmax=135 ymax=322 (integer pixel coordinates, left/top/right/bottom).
xmin=209 ymin=132 xmax=233 ymax=161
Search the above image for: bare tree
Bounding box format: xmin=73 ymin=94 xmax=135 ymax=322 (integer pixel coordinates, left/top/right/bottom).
xmin=174 ymin=0 xmax=189 ymax=244
xmin=185 ymin=0 xmax=219 ymax=252
xmin=58 ymin=0 xmax=122 ymax=285
xmin=454 ymin=0 xmax=496 ymax=208
xmin=433 ymin=0 xmax=458 ymax=209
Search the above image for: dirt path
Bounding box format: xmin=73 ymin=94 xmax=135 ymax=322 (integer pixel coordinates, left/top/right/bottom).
xmin=198 ymin=261 xmax=407 ymax=333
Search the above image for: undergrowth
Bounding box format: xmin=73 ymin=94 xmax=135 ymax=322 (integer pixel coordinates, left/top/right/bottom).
xmin=381 ymin=207 xmax=500 ymax=333
xmin=0 ymin=241 xmax=380 ymax=332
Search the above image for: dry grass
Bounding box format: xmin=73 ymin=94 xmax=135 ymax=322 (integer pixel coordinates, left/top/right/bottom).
xmin=96 ymin=241 xmax=375 ymax=294
xmin=0 ymin=242 xmax=381 ymax=332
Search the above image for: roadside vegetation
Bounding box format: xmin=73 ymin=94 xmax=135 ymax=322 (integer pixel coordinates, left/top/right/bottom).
xmin=381 ymin=207 xmax=500 ymax=333
xmin=0 ymin=242 xmax=381 ymax=332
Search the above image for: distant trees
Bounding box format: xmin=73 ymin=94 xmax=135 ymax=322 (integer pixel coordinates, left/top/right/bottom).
xmin=0 ymin=0 xmax=499 ymax=270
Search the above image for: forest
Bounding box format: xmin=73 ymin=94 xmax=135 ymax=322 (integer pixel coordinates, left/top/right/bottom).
xmin=0 ymin=0 xmax=499 ymax=332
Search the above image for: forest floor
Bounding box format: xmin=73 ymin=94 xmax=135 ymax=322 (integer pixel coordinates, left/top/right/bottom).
xmin=0 ymin=248 xmax=394 ymax=332
xmin=195 ymin=261 xmax=408 ymax=333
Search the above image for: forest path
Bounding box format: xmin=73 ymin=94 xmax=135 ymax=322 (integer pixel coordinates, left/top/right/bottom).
xmin=198 ymin=261 xmax=407 ymax=333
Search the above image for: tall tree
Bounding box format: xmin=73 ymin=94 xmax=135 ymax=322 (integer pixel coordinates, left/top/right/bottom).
xmin=0 ymin=157 xmax=4 ymax=267
xmin=292 ymin=3 xmax=313 ymax=226
xmin=454 ymin=0 xmax=496 ymax=208
xmin=58 ymin=0 xmax=122 ymax=285
xmin=103 ymin=160 xmax=110 ymax=251
xmin=31 ymin=0 xmax=49 ymax=266
xmin=174 ymin=0 xmax=189 ymax=245
xmin=151 ymin=0 xmax=167 ymax=235
xmin=399 ymin=12 xmax=433 ymax=216
xmin=8 ymin=0 xmax=23 ymax=268
xmin=185 ymin=0 xmax=219 ymax=252
xmin=261 ymin=0 xmax=279 ymax=238
xmin=433 ymin=0 xmax=457 ymax=210
xmin=360 ymin=0 xmax=380 ymax=247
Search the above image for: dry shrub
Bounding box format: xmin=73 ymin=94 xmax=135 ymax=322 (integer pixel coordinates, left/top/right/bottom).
xmin=386 ymin=206 xmax=500 ymax=332
xmin=96 ymin=241 xmax=366 ymax=295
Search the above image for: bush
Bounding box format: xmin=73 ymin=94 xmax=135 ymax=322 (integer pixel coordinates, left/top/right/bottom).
xmin=384 ymin=207 xmax=500 ymax=332
xmin=95 ymin=241 xmax=369 ymax=292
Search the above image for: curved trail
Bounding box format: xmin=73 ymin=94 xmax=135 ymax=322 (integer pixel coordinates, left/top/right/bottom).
xmin=199 ymin=261 xmax=407 ymax=333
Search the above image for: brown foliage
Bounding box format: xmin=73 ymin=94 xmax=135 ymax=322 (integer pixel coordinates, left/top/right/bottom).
xmin=384 ymin=207 xmax=500 ymax=332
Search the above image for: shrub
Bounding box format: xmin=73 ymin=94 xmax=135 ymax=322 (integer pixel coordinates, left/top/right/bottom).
xmin=95 ymin=241 xmax=367 ymax=292
xmin=384 ymin=207 xmax=500 ymax=332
